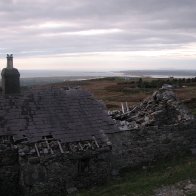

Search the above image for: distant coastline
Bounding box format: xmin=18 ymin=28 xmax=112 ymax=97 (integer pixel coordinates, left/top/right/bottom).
xmin=19 ymin=69 xmax=196 ymax=86
xmin=19 ymin=70 xmax=115 ymax=79
xmin=20 ymin=69 xmax=196 ymax=79
xmin=120 ymin=70 xmax=196 ymax=79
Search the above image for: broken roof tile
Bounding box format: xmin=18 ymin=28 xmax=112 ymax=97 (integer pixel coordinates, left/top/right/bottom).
xmin=0 ymin=87 xmax=119 ymax=143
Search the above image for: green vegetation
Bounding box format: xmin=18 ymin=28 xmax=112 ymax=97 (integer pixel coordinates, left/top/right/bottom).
xmin=79 ymin=155 xmax=196 ymax=196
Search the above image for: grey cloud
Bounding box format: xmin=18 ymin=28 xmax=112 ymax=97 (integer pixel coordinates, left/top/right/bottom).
xmin=0 ymin=0 xmax=196 ymax=58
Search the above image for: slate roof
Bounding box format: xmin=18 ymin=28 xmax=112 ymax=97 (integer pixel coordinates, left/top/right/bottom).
xmin=0 ymin=87 xmax=118 ymax=143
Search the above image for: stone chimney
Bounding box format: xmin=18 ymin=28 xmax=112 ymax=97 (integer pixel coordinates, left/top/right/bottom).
xmin=1 ymin=54 xmax=20 ymax=95
xmin=7 ymin=54 xmax=13 ymax=69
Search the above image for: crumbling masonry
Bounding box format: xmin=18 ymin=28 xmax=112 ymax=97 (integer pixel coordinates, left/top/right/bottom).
xmin=0 ymin=55 xmax=195 ymax=196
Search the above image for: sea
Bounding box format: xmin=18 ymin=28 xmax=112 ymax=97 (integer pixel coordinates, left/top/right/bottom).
xmin=20 ymin=70 xmax=196 ymax=79
xmin=120 ymin=70 xmax=196 ymax=79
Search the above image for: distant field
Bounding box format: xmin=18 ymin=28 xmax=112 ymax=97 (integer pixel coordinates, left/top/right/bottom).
xmin=52 ymin=77 xmax=196 ymax=115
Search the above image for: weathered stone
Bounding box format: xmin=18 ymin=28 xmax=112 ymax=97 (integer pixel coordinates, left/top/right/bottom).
xmin=190 ymin=148 xmax=196 ymax=155
xmin=110 ymin=88 xmax=194 ymax=129
xmin=66 ymin=187 xmax=78 ymax=195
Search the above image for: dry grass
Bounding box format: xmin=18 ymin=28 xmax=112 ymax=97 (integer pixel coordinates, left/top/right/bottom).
xmin=53 ymin=77 xmax=196 ymax=114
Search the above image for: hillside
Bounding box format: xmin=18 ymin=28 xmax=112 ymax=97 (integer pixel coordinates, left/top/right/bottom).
xmin=51 ymin=77 xmax=196 ymax=116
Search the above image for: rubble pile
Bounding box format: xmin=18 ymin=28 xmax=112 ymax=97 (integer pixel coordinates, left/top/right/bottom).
xmin=110 ymin=89 xmax=194 ymax=130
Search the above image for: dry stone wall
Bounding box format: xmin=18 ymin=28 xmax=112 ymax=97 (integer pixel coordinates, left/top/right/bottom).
xmin=108 ymin=120 xmax=196 ymax=170
xmin=108 ymin=88 xmax=195 ymax=170
xmin=0 ymin=135 xmax=112 ymax=196
xmin=19 ymin=147 xmax=111 ymax=196
xmin=0 ymin=137 xmax=21 ymax=196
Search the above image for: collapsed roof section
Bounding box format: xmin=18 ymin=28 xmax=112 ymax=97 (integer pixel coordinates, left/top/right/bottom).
xmin=110 ymin=88 xmax=194 ymax=130
xmin=0 ymin=87 xmax=119 ymax=144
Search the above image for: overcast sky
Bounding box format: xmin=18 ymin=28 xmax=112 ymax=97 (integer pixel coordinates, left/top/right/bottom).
xmin=0 ymin=0 xmax=196 ymax=71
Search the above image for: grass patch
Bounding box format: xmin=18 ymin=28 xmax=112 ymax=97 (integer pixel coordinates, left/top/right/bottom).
xmin=79 ymin=155 xmax=196 ymax=196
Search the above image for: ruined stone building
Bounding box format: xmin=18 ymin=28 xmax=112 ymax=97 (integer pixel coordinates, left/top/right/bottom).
xmin=0 ymin=55 xmax=195 ymax=196
xmin=0 ymin=55 xmax=119 ymax=195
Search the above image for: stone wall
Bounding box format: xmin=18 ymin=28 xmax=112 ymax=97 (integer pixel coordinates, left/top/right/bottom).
xmin=0 ymin=137 xmax=21 ymax=196
xmin=108 ymin=120 xmax=196 ymax=170
xmin=19 ymin=148 xmax=111 ymax=196
xmin=0 ymin=120 xmax=195 ymax=195
xmin=0 ymin=134 xmax=112 ymax=196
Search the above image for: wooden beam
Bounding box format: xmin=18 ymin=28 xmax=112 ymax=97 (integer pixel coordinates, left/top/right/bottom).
xmin=92 ymin=136 xmax=99 ymax=148
xmin=57 ymin=141 xmax=64 ymax=153
xmin=34 ymin=143 xmax=40 ymax=157
xmin=44 ymin=137 xmax=54 ymax=155
xmin=126 ymin=102 xmax=129 ymax=112
xmin=121 ymin=103 xmax=125 ymax=113
xmin=78 ymin=142 xmax=83 ymax=150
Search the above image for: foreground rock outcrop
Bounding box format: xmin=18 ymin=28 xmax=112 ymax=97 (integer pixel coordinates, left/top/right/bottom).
xmin=155 ymin=180 xmax=196 ymax=196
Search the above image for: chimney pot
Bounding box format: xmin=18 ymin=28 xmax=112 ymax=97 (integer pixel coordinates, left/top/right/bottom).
xmin=7 ymin=54 xmax=13 ymax=69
